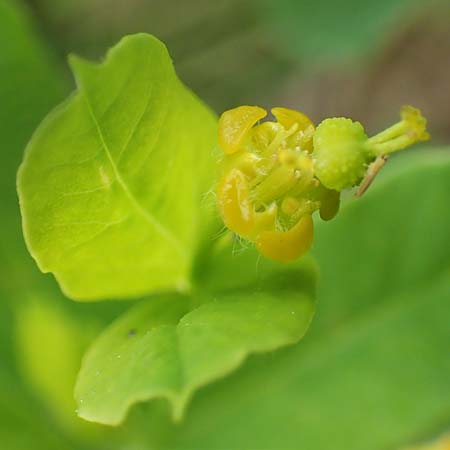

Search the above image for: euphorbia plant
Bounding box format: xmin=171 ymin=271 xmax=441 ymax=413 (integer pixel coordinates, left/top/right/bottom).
xmin=17 ymin=33 xmax=428 ymax=425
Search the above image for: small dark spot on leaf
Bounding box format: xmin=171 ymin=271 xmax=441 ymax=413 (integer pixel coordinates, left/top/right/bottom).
xmin=128 ymin=328 xmax=137 ymax=337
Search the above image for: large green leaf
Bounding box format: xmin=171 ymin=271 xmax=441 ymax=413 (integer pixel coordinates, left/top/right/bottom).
xmin=18 ymin=33 xmax=218 ymax=301
xmin=126 ymin=151 xmax=450 ymax=449
xmin=75 ymin=244 xmax=316 ymax=425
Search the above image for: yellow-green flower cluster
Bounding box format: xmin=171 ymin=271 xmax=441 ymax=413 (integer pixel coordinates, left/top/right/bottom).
xmin=217 ymin=105 xmax=429 ymax=262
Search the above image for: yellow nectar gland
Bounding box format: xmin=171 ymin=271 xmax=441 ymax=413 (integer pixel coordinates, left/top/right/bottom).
xmin=217 ymin=105 xmax=429 ymax=263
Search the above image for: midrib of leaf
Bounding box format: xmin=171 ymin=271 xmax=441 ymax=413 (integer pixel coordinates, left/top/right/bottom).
xmin=115 ymin=52 xmax=155 ymax=166
xmin=80 ymin=91 xmax=188 ymax=262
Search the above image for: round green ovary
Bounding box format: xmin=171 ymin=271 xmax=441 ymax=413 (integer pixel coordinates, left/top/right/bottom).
xmin=312 ymin=118 xmax=369 ymax=191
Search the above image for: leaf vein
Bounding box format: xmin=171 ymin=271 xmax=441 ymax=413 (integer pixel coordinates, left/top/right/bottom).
xmin=80 ymin=90 xmax=187 ymax=261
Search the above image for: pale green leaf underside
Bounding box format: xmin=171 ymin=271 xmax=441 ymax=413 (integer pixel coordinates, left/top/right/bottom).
xmin=18 ymin=33 xmax=218 ymax=301
xmin=75 ymin=252 xmax=316 ymax=425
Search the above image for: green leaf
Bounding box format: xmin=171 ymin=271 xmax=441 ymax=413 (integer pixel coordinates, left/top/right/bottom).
xmin=126 ymin=151 xmax=450 ymax=449
xmin=75 ymin=245 xmax=316 ymax=425
xmin=18 ymin=33 xmax=218 ymax=301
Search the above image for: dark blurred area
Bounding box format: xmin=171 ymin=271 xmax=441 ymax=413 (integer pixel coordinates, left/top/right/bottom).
xmin=23 ymin=0 xmax=450 ymax=140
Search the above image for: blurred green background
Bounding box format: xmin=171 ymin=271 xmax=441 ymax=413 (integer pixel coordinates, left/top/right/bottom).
xmin=1 ymin=0 xmax=449 ymax=449
xmin=22 ymin=0 xmax=450 ymax=139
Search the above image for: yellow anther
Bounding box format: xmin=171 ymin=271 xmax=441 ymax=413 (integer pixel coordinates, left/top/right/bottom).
xmin=256 ymin=215 xmax=314 ymax=263
xmin=218 ymin=106 xmax=267 ymax=155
